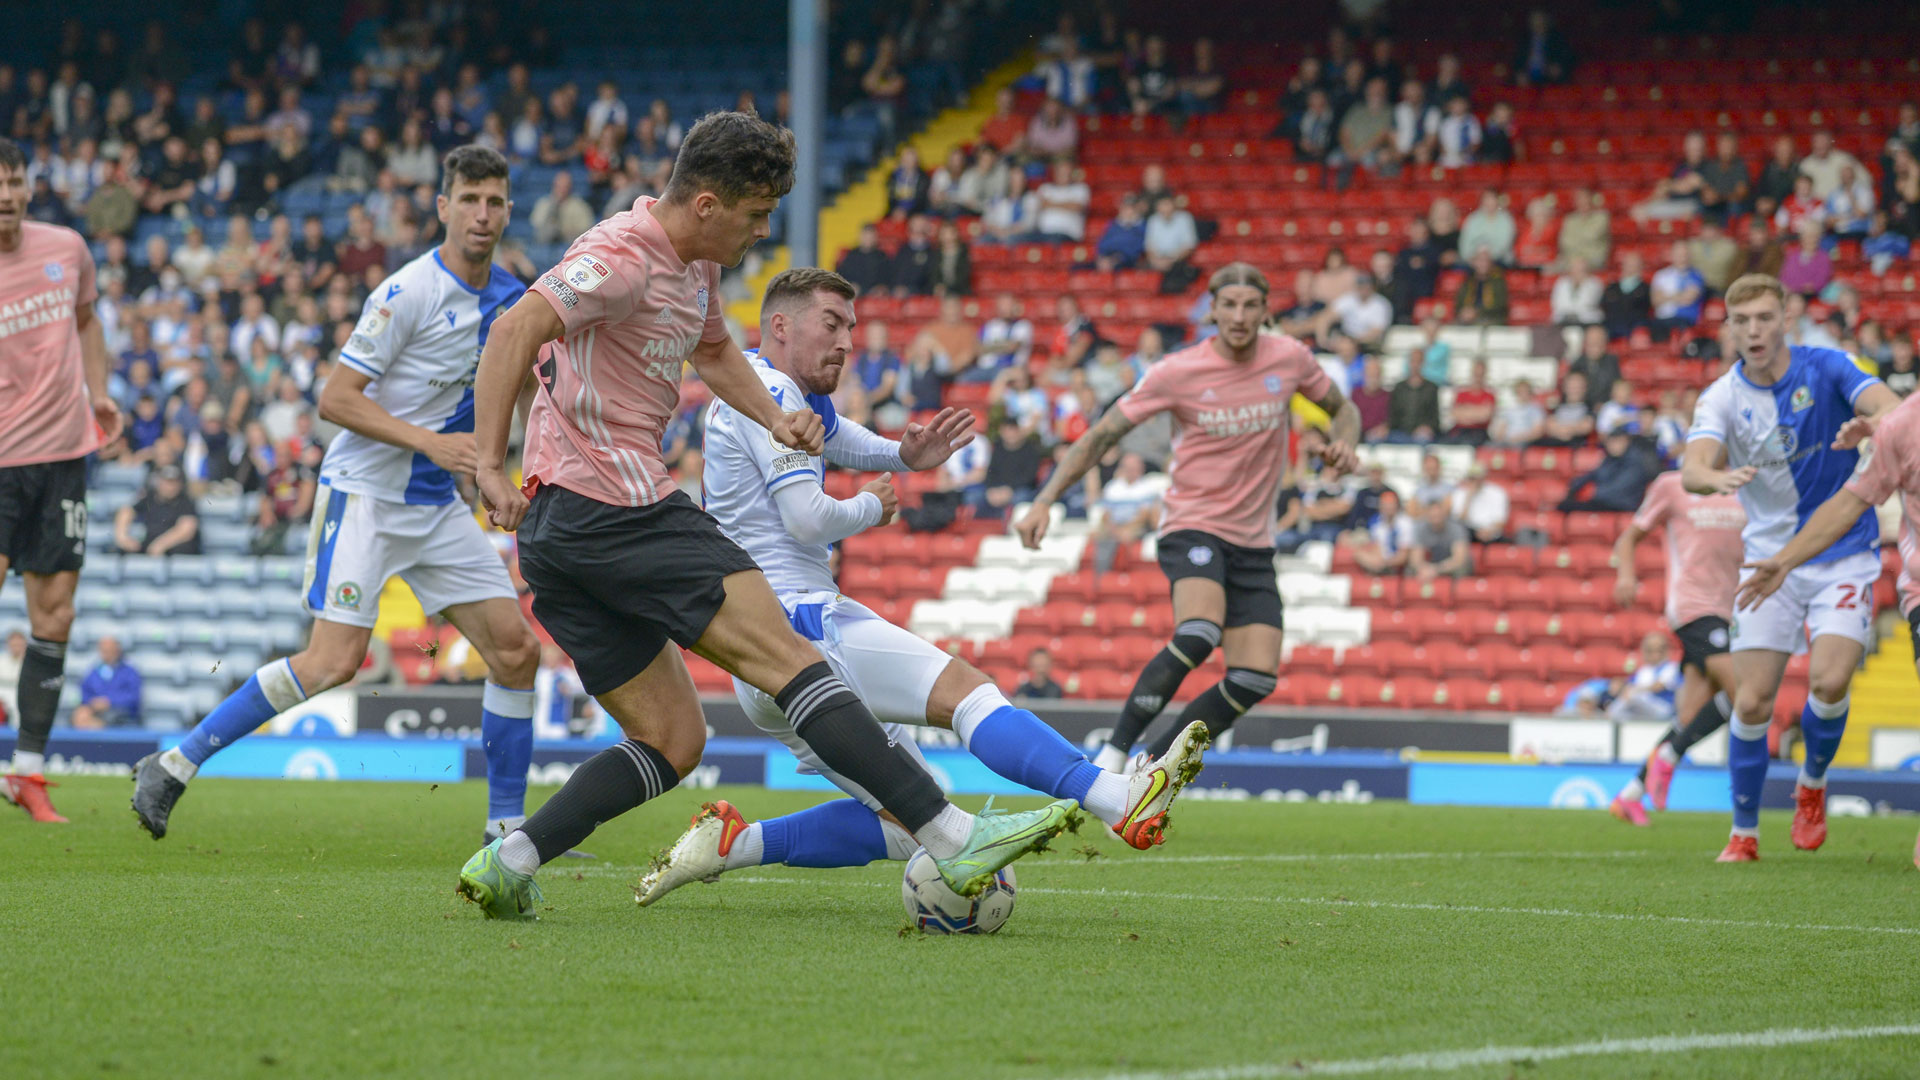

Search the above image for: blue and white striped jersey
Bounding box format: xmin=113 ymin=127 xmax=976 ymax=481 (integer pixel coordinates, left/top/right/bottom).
xmin=322 ymin=250 xmax=524 ymax=505
xmin=1687 ymin=345 xmax=1882 ymax=563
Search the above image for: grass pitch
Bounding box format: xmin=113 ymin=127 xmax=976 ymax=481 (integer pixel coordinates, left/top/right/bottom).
xmin=6 ymin=776 xmax=1920 ymax=1079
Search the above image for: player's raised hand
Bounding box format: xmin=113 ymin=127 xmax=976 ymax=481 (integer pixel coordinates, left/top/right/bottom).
xmin=1014 ymin=502 xmax=1051 ymax=549
xmin=426 ymin=432 xmax=479 ymax=477
xmin=1833 ymin=415 xmax=1878 ymax=450
xmin=860 ymin=473 xmax=899 ymax=527
xmin=476 ymin=465 xmax=530 ymax=532
xmin=770 ymin=409 xmax=825 ymax=455
xmin=93 ymin=396 xmax=124 ymax=445
xmin=899 ymin=407 xmax=977 ymax=470
xmin=1323 ymin=440 xmax=1360 ymax=476
xmin=1712 ymin=465 xmax=1757 ymax=494
xmin=1736 ymin=557 xmax=1788 ymax=612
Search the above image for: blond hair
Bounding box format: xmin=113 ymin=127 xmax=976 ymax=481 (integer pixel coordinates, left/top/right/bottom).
xmin=1208 ymin=262 xmax=1270 ymax=296
xmin=1724 ymin=273 xmax=1786 ymax=309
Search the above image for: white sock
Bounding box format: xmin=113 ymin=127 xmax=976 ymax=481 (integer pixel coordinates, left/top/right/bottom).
xmin=1731 ymin=826 xmax=1759 ymax=840
xmin=498 ymin=830 xmax=542 ymax=876
xmin=723 ymin=821 xmax=765 ymax=870
xmin=159 ymin=747 xmax=198 ymax=784
xmin=912 ymin=803 xmax=975 ymax=860
xmin=1092 ymin=744 xmax=1128 ymax=773
xmin=10 ymin=750 xmax=45 ymax=775
xmin=1656 ymin=743 xmax=1680 ymax=766
xmin=1797 ymin=770 xmax=1828 ymax=790
xmin=950 ymin=684 xmax=1004 ymax=746
xmin=1619 ymin=778 xmax=1646 ymax=803
xmin=1084 ymin=770 xmax=1134 ymax=825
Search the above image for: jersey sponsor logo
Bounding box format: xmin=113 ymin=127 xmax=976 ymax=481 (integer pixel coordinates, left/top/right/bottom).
xmin=541 ymin=273 xmax=579 ymax=309
xmin=1764 ymin=425 xmax=1799 ymax=461
xmin=43 ymin=262 xmax=63 ymax=281
xmin=333 ymin=581 xmax=363 ymax=610
xmin=358 ymin=306 xmax=394 ymax=338
xmin=566 ymin=255 xmax=612 ymax=292
xmin=1196 ymin=399 xmax=1288 ymax=437
xmin=0 ymin=286 xmax=77 ymax=338
xmin=640 ymin=332 xmax=696 ymax=362
xmin=695 ymin=285 xmax=709 ymax=317
xmin=1791 ymin=386 xmax=1813 ymax=412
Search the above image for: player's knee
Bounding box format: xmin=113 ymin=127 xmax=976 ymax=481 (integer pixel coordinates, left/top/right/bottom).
xmin=656 ymin=723 xmax=706 ymax=779
xmin=1221 ymin=667 xmax=1278 ymax=708
xmin=1165 ymin=619 xmax=1222 ymax=669
xmin=299 ymin=648 xmax=365 ymax=692
xmin=27 ymin=598 xmax=74 ymax=641
xmin=485 ymin=628 xmax=541 ymax=687
xmin=1808 ymin=671 xmax=1852 ymax=705
xmin=1731 ymin=690 xmax=1772 ymax=726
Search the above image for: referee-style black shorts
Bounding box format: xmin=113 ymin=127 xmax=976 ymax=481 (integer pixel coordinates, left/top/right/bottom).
xmin=0 ymin=456 xmax=89 ymax=576
xmin=517 ymin=486 xmax=760 ymax=695
xmin=1155 ymin=528 xmax=1284 ymax=630
xmin=1675 ymin=615 xmax=1732 ymax=672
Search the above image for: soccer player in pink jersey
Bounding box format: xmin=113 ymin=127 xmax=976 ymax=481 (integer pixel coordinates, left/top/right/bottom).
xmin=0 ymin=138 xmax=123 ymax=823
xmin=1016 ymin=263 xmax=1360 ymax=767
xmin=1607 ymin=471 xmax=1747 ymax=825
xmin=1738 ymin=390 xmax=1920 ymax=867
xmin=453 ymin=113 xmax=1073 ymax=919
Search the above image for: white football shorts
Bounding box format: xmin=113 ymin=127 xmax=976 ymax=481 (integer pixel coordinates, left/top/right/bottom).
xmin=301 ymin=481 xmax=518 ymax=628
xmin=1731 ymin=549 xmax=1881 ymax=654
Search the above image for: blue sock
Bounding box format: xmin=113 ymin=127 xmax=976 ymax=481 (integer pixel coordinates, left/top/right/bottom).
xmin=481 ymin=682 xmax=536 ymax=822
xmin=1799 ymin=695 xmax=1849 ymax=783
xmin=1728 ymin=718 xmax=1770 ymax=831
xmin=964 ymin=704 xmax=1100 ymax=806
xmin=764 ymin=798 xmax=890 ymax=868
xmin=177 ymin=659 xmax=307 ymax=766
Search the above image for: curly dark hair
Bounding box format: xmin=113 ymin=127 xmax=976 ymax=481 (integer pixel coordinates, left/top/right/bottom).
xmin=0 ymin=138 xmax=26 ymax=175
xmin=663 ymin=111 xmax=796 ymax=206
xmin=440 ymin=144 xmax=511 ymax=196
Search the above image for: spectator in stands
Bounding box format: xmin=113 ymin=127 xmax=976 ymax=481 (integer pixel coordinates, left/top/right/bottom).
xmin=1090 ymin=452 xmax=1164 ymax=571
xmin=1889 ymin=147 xmax=1920 ymax=237
xmin=886 ymin=146 xmax=928 ymax=218
xmin=1752 ymin=133 xmax=1799 ymax=220
xmin=1352 ymin=488 xmax=1415 ymax=575
xmin=114 ymin=465 xmax=200 ymax=556
xmin=1026 ymin=98 xmax=1079 ymax=160
xmin=1321 ymin=271 xmax=1393 ymax=349
xmin=1608 ymin=632 xmax=1681 ymax=723
xmin=1426 ymin=196 xmax=1462 ymax=255
xmin=1333 ymin=76 xmax=1396 ymax=183
xmin=1178 ymin=38 xmax=1226 ymax=120
xmin=1538 ymin=371 xmax=1594 ymax=446
xmin=1391 ymin=79 xmax=1441 ymax=167
xmin=981 ymin=417 xmax=1043 ymax=518
xmin=897 ymin=334 xmax=951 ymax=415
xmin=835 ymin=224 xmax=892 ymax=296
xmin=1826 ymin=163 xmax=1876 ymax=235
xmin=1040 ymin=38 xmax=1097 ymax=111
xmin=1272 ymin=475 xmax=1309 ymax=554
xmin=1094 ymin=194 xmax=1147 ymax=270
xmin=1601 ymin=250 xmax=1653 ymax=338
xmin=1559 ymin=430 xmax=1656 ymax=512
xmin=531 ymin=169 xmax=594 ymax=246
xmin=976 ymin=293 xmax=1033 ymax=376
xmin=1560 ymin=676 xmax=1627 ymax=717
xmin=141 ymin=135 xmax=195 ymax=215
xmin=1557 ymin=189 xmax=1611 ymax=272
xmin=1698 ymin=131 xmax=1751 ymax=224
xmin=1491 ymin=377 xmax=1547 ymax=446
xmin=981 ymin=169 xmax=1037 ymax=243
xmin=1513 ymin=9 xmax=1574 ymax=86
xmin=1595 ymin=378 xmax=1643 ymax=437
xmin=1650 ymin=241 xmax=1707 ymax=338
xmin=926 ymin=148 xmax=968 ymax=217
xmin=1300 ymin=467 xmax=1356 ymax=544
xmin=253 ymin=439 xmax=319 ymax=555
xmin=1436 ymin=95 xmax=1482 ymax=169
xmin=889 ymin=213 xmax=935 ymax=296
xmin=84 ymin=157 xmax=138 ymax=239
xmin=1883 ymin=335 xmax=1918 ymax=397
xmin=992 ymin=362 xmax=1050 ymax=441
xmin=1032 ymin=159 xmax=1089 ymax=244
xmin=1414 ymin=312 xmax=1452 ymax=383
xmin=70 ymin=635 xmax=142 ymax=730
xmin=853 ymin=322 xmax=902 ymax=419
xmin=1568 ymin=325 xmax=1620 ymax=409
xmin=1459 ymin=191 xmax=1516 ymax=265
xmin=1688 ymin=219 xmax=1739 ymax=295
xmin=1143 ymin=194 xmax=1197 ymax=272
xmin=1864 ymin=210 xmax=1912 ymax=274
xmin=1288 ymin=88 xmax=1337 ymax=163
xmin=1387 ymin=360 xmax=1441 ymax=443
xmin=1410 ymin=498 xmax=1473 ymax=579
xmin=1391 ymin=218 xmax=1444 ymax=319
xmin=1448 ymin=359 xmax=1498 ymax=445
xmin=1774 ymin=173 xmax=1825 ymax=235
xmin=954 ymin=144 xmax=1008 ymax=215
xmin=926 ymin=294 xmax=981 ymax=379
xmin=1779 ymin=219 xmax=1834 ymax=298
xmin=1411 ymin=452 xmax=1454 ymax=509
xmin=927 ymin=221 xmax=972 ymax=297
xmin=1452 ymin=464 xmax=1510 ymax=543
xmin=1550 ymin=256 xmax=1603 ymax=326
xmin=1015 ymin=648 xmax=1065 ymax=700
xmin=1515 ymin=194 xmax=1560 ymax=269
xmin=1127 ymin=35 xmax=1179 ymax=117
xmin=1481 ymin=103 xmax=1519 ymax=166
xmin=1799 ymin=129 xmax=1864 ymax=200
xmin=1352 ymin=357 xmax=1392 ymax=441
xmin=1453 ymin=248 xmax=1510 ymax=326
xmin=335 ymin=209 xmax=387 ymax=282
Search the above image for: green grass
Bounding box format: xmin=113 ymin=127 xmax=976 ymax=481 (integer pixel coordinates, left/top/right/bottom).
xmin=7 ymin=777 xmax=1920 ymax=1079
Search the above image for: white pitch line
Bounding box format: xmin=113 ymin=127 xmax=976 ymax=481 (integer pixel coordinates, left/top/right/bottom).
xmin=1036 ymin=850 xmax=1651 ymax=866
xmin=1076 ymin=1023 xmax=1920 ymax=1078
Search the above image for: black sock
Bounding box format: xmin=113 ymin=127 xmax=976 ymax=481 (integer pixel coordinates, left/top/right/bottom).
xmin=15 ymin=636 xmax=68 ymax=758
xmin=519 ymin=738 xmax=678 ymax=864
xmin=778 ymin=661 xmax=948 ymax=833
xmin=1143 ymin=667 xmax=1277 ymax=759
xmin=1107 ymin=619 xmax=1220 ymax=753
xmin=1669 ymin=692 xmax=1731 ymax=758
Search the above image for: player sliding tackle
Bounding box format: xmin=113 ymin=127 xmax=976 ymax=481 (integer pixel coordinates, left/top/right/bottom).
xmin=1681 ymin=273 xmax=1899 ymax=863
xmin=453 ymin=113 xmax=1072 ymax=919
xmin=1737 ymin=388 xmax=1920 ymax=869
xmin=131 ymin=147 xmax=549 ymax=845
xmin=1015 ymin=264 xmax=1359 ymax=766
xmin=636 ymin=270 xmax=1207 ymax=905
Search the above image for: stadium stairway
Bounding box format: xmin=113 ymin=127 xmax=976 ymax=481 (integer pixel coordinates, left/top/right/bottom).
xmin=1841 ymin=622 xmax=1917 ymax=767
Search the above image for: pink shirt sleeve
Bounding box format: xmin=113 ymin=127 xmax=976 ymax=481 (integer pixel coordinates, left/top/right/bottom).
xmin=1844 ymin=417 xmax=1907 ymax=506
xmin=1632 ymin=475 xmax=1672 ymax=533
xmin=74 ymin=232 xmax=97 ymax=307
xmin=700 ymin=262 xmax=727 ymax=345
xmin=1289 ymin=339 xmax=1332 ymax=403
xmin=532 ymin=244 xmax=640 ymax=335
xmin=1115 ymin=357 xmax=1177 ymax=424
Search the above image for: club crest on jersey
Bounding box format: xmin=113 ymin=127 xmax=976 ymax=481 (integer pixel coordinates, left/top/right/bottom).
xmin=359 ymin=305 xmax=393 ymax=338
xmin=1265 ymin=375 xmax=1283 ymax=395
xmin=333 ymin=581 xmax=362 ymax=610
xmin=566 ymin=255 xmax=612 ymax=292
xmin=43 ymin=262 xmax=63 ymax=281
xmin=1791 ymin=386 xmax=1813 ymax=412
xmin=696 ymin=286 xmax=709 ymax=317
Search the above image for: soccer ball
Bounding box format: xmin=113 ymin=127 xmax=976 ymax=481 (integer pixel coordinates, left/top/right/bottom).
xmin=901 ymin=848 xmax=1016 ymax=934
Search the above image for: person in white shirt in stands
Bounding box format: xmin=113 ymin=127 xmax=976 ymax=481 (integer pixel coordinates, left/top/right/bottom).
xmin=1608 ymin=632 xmax=1682 ymax=723
xmin=1550 ymin=256 xmax=1604 ymax=326
xmin=1090 ymin=452 xmax=1166 ymax=572
xmin=1352 ymin=487 xmax=1416 ymax=575
xmin=976 ymin=293 xmax=1033 ymax=371
xmin=1391 ymin=79 xmax=1441 ymax=166
xmin=1031 ymin=159 xmax=1089 ymax=243
xmin=1143 ymin=195 xmax=1197 ymax=271
xmin=1435 ymin=96 xmax=1481 ymax=169
xmin=1449 ymin=463 xmax=1510 ymax=542
xmin=980 ymin=170 xmax=1037 ymax=243
xmin=1490 ymin=377 xmax=1547 ymax=445
xmin=1595 ymin=378 xmax=1643 ymax=437
xmin=1317 ymin=272 xmax=1393 ymax=349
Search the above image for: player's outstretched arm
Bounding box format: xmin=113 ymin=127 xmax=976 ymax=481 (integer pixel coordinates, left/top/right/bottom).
xmin=1311 ymin=384 xmax=1361 ymax=475
xmin=1736 ymin=488 xmax=1870 ymax=611
xmin=318 ymin=367 xmax=476 ymax=474
xmin=771 ymin=474 xmax=893 ymax=545
xmin=1014 ymin=405 xmax=1137 ymax=549
xmin=1679 ymin=437 xmax=1752 ymax=495
xmin=690 ymin=336 xmax=823 ymax=455
xmin=472 ymin=292 xmax=565 ymax=530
